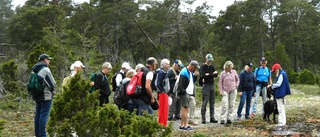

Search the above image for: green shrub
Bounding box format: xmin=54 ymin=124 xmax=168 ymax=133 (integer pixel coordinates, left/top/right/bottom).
xmin=286 ymin=69 xmax=299 ymax=84
xmin=48 ymin=73 xmax=172 ymax=137
xmin=0 ymin=120 xmax=5 ymax=135
xmin=297 ymin=69 xmax=315 ymax=85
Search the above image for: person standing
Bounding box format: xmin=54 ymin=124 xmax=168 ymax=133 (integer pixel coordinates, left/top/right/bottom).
xmin=251 ymin=57 xmax=272 ymax=118
xmin=121 ymin=69 xmax=137 ymax=113
xmin=156 ymin=59 xmax=170 ymax=126
xmin=133 ymin=57 xmax=157 ymax=115
xmin=69 ymin=61 xmax=85 ymax=77
xmin=167 ymin=59 xmax=184 ymax=121
xmin=93 ymin=62 xmax=112 ymax=106
xmin=114 ymin=62 xmax=131 ymax=91
xmin=177 ymin=60 xmax=199 ymax=131
xmin=219 ymin=61 xmax=239 ymax=124
xmin=32 ymin=54 xmax=56 ymax=137
xmin=268 ymin=63 xmax=291 ymax=130
xmin=200 ymin=54 xmax=219 ymax=124
xmin=237 ymin=63 xmax=255 ymax=120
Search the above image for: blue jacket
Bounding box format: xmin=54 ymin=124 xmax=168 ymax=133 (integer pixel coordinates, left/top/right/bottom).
xmin=273 ymin=70 xmax=291 ymax=98
xmin=238 ymin=70 xmax=255 ymax=92
xmin=177 ymin=68 xmax=196 ymax=96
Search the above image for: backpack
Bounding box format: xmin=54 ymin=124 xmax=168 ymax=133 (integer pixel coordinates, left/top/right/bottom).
xmin=112 ymin=72 xmax=125 ymax=92
xmin=151 ymin=69 xmax=159 ymax=91
xmin=155 ymin=69 xmax=170 ymax=93
xmin=126 ymin=71 xmax=144 ymax=97
xmin=89 ymin=72 xmax=104 ymax=93
xmin=113 ymin=80 xmax=130 ymax=107
xmin=27 ymin=67 xmax=46 ymax=98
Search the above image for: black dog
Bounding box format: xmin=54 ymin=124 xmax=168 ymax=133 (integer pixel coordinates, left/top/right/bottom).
xmin=263 ymin=88 xmax=279 ymax=123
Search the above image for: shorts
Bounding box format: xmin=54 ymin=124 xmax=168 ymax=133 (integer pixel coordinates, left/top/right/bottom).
xmin=180 ymin=94 xmax=190 ymax=108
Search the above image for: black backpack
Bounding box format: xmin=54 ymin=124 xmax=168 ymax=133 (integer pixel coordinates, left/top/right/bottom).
xmin=151 ymin=68 xmax=160 ymax=91
xmin=113 ymin=80 xmax=130 ymax=107
xmin=112 ymin=72 xmax=125 ymax=92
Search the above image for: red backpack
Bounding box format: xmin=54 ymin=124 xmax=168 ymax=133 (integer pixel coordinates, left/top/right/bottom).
xmin=126 ymin=71 xmax=143 ymax=97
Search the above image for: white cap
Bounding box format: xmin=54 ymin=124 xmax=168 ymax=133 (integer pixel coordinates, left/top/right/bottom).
xmin=73 ymin=61 xmax=85 ymax=68
xmin=121 ymin=62 xmax=131 ymax=70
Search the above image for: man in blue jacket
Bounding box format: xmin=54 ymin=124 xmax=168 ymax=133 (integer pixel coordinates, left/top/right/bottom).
xmin=268 ymin=63 xmax=291 ymax=131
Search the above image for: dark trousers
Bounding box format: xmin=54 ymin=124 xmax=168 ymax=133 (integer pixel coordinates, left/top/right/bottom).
xmin=201 ymin=84 xmax=216 ymax=120
xmin=35 ymin=100 xmax=52 ymax=137
xmin=169 ymin=93 xmax=181 ymax=117
xmin=99 ymin=94 xmax=109 ymax=106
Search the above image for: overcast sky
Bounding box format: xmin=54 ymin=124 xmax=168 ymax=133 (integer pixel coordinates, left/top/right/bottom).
xmin=12 ymin=0 xmax=236 ymax=17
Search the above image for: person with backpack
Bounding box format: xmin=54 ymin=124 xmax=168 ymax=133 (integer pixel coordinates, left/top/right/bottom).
xmin=268 ymin=63 xmax=291 ymax=131
xmin=200 ymin=54 xmax=219 ymax=124
xmin=156 ymin=59 xmax=170 ymax=127
xmin=177 ymin=60 xmax=199 ymax=131
xmin=116 ymin=69 xmax=137 ymax=113
xmin=112 ymin=62 xmax=131 ymax=92
xmin=251 ymin=57 xmax=272 ymax=118
xmin=62 ymin=61 xmax=85 ymax=89
xmin=31 ymin=54 xmax=56 ymax=137
xmin=168 ymin=59 xmax=184 ymax=121
xmin=92 ymin=62 xmax=112 ymax=106
xmin=132 ymin=57 xmax=158 ymax=115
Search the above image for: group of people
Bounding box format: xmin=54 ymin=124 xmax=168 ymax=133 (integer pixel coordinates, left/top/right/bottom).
xmin=31 ymin=53 xmax=290 ymax=136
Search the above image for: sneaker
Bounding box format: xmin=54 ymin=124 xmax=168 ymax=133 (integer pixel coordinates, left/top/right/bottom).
xmin=186 ymin=126 xmax=194 ymax=131
xmin=188 ymin=120 xmax=198 ymax=125
xmin=168 ymin=116 xmax=176 ymax=121
xmin=275 ymin=125 xmax=285 ymax=131
xmin=237 ymin=117 xmax=241 ymax=121
xmin=245 ymin=116 xmax=252 ymax=120
xmin=227 ymin=120 xmax=232 ymax=124
xmin=220 ymin=120 xmax=225 ymax=124
xmin=178 ymin=126 xmax=185 ymax=130
xmin=210 ymin=117 xmax=218 ymax=123
xmin=202 ymin=120 xmax=206 ymax=124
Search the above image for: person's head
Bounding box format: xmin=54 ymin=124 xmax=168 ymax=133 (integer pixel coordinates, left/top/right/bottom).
xmin=260 ymin=57 xmax=267 ymax=68
xmin=126 ymin=69 xmax=137 ymax=79
xmin=187 ymin=60 xmax=199 ymax=73
xmin=38 ymin=54 xmax=52 ymax=65
xmin=135 ymin=63 xmax=144 ymax=72
xmin=173 ymin=59 xmax=184 ymax=70
xmin=101 ymin=62 xmax=112 ymax=74
xmin=121 ymin=62 xmax=131 ymax=74
xmin=245 ymin=62 xmax=253 ymax=72
xmin=70 ymin=61 xmax=85 ymax=72
xmin=223 ymin=61 xmax=234 ymax=72
xmin=205 ymin=54 xmax=214 ymax=64
xmin=271 ymin=63 xmax=281 ymax=74
xmin=160 ymin=59 xmax=170 ymax=71
xmin=146 ymin=57 xmax=158 ymax=71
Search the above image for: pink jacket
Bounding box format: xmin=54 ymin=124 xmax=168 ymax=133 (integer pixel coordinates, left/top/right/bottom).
xmin=219 ymin=69 xmax=239 ymax=94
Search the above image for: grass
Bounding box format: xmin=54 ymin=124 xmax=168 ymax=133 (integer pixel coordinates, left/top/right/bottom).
xmin=0 ymin=84 xmax=320 ymax=136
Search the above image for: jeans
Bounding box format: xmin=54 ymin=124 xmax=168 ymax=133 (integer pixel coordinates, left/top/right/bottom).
xmin=251 ymin=86 xmax=267 ymax=115
xmin=237 ymin=90 xmax=253 ymax=118
xmin=201 ymin=84 xmax=216 ymax=120
xmin=133 ymin=98 xmax=153 ymax=115
xmin=35 ymin=100 xmax=52 ymax=137
xmin=124 ymin=101 xmax=137 ymax=114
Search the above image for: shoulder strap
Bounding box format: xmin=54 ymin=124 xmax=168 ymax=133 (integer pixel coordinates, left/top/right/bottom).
xmin=171 ymin=67 xmax=177 ymax=76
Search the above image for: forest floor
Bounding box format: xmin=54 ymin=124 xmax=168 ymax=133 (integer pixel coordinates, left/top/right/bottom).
xmin=0 ymin=84 xmax=320 ymax=137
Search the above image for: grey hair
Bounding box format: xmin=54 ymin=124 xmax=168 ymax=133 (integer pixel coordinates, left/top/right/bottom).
xmin=223 ymin=61 xmax=233 ymax=70
xmin=146 ymin=57 xmax=157 ymax=66
xmin=135 ymin=64 xmax=144 ymax=72
xmin=102 ymin=62 xmax=112 ymax=69
xmin=160 ymin=59 xmax=170 ymax=68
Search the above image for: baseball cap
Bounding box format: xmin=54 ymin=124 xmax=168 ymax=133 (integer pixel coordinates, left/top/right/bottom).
xmin=174 ymin=59 xmax=184 ymax=68
xmin=246 ymin=63 xmax=253 ymax=68
xmin=272 ymin=63 xmax=281 ymax=72
xmin=73 ymin=61 xmax=85 ymax=68
xmin=121 ymin=62 xmax=131 ymax=70
xmin=261 ymin=57 xmax=267 ymax=62
xmin=190 ymin=60 xmax=200 ymax=69
xmin=206 ymin=54 xmax=214 ymax=61
xmin=38 ymin=54 xmax=52 ymax=61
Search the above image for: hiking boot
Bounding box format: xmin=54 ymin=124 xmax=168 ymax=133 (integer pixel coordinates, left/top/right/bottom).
xmin=210 ymin=117 xmax=218 ymax=123
xmin=174 ymin=115 xmax=181 ymax=120
xmin=168 ymin=116 xmax=176 ymax=121
xmin=220 ymin=120 xmax=225 ymax=124
xmin=188 ymin=120 xmax=198 ymax=125
xmin=227 ymin=120 xmax=232 ymax=124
